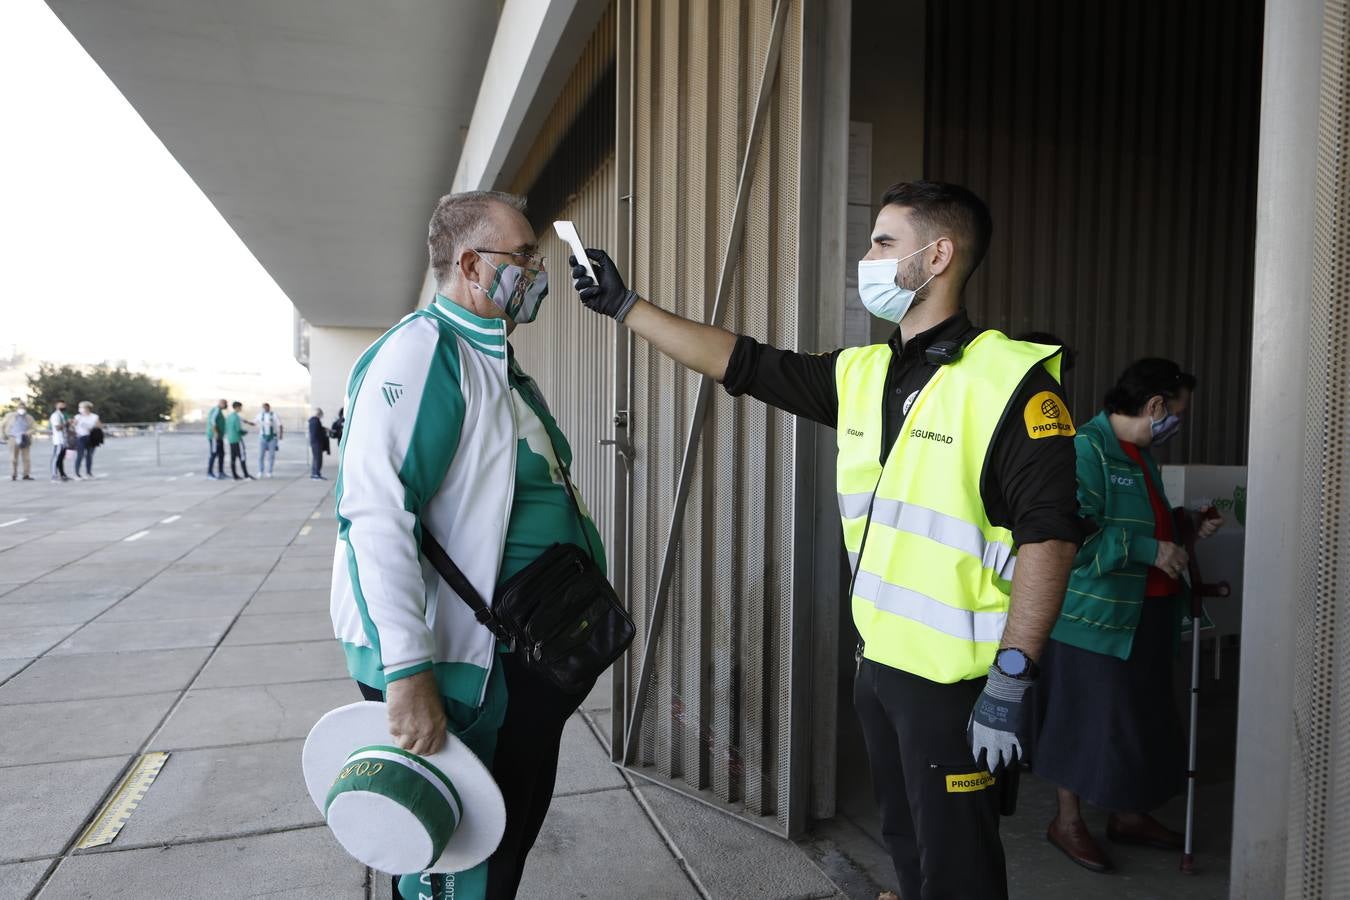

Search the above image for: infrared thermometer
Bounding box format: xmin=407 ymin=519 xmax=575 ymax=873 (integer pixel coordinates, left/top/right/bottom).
xmin=553 ymin=220 xmax=598 ymax=284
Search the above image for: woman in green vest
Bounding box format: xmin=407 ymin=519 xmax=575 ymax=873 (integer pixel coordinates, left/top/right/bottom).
xmin=1031 ymin=358 xmax=1224 ymax=873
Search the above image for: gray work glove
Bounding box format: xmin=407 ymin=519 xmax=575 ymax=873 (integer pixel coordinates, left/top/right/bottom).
xmin=967 ymin=665 xmax=1031 ymax=773
xmin=569 ymin=249 xmax=640 ymax=322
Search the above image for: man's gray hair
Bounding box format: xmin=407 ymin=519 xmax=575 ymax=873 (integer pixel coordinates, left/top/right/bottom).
xmin=428 ymin=191 xmax=528 ymax=287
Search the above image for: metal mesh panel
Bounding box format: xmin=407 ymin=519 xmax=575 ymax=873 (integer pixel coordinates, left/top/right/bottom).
xmin=508 ymin=14 xmax=618 ymax=566
xmin=923 ymin=0 xmax=1263 ymax=466
xmin=1289 ymin=2 xmax=1350 ymax=895
xmin=624 ymin=0 xmax=803 ymax=833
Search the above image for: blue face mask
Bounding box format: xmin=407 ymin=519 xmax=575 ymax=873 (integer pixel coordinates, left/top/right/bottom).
xmin=1150 ymin=401 xmax=1182 ymax=445
xmin=856 ymin=241 xmax=937 ymax=323
xmin=472 ymin=252 xmax=549 ymax=324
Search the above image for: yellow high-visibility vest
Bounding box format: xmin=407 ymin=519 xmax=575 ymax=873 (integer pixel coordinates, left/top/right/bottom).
xmin=835 ymin=330 xmax=1064 ymax=683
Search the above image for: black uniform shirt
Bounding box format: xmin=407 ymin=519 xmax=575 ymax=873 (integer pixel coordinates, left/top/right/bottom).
xmin=720 ymin=310 xmax=1082 ymax=547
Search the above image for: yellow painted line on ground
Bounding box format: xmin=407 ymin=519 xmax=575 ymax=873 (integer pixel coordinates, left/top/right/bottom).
xmin=75 ymin=752 xmax=170 ymax=850
xmin=299 ymin=525 xmax=312 ymax=536
xmin=310 ymin=511 xmax=321 ymax=519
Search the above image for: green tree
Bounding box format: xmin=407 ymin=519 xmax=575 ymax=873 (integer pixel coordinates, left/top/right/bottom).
xmin=25 ymin=364 xmax=173 ymax=423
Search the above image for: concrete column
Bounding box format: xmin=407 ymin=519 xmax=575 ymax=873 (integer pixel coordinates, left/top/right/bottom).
xmin=1229 ymin=0 xmax=1324 ymax=895
xmin=306 ymin=325 xmax=385 ymax=425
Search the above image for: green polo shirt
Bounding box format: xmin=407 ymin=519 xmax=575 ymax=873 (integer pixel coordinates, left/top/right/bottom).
xmin=207 ymin=407 xmax=225 ymax=439
xmin=500 ymin=351 xmax=606 ymax=584
xmin=224 ymin=411 xmax=244 ymax=444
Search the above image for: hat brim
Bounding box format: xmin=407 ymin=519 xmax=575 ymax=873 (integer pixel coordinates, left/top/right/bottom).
xmin=303 ymin=701 xmax=506 ymax=873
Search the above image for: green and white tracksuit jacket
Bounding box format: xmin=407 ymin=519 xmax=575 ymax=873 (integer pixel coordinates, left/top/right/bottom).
xmin=330 ymin=295 xmax=603 ymax=712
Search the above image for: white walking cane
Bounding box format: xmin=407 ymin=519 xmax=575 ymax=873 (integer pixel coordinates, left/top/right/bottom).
xmin=1174 ymin=506 xmax=1229 ymax=875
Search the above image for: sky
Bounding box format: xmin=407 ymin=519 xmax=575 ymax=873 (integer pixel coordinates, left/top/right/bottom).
xmin=0 ymin=0 xmax=308 ymax=394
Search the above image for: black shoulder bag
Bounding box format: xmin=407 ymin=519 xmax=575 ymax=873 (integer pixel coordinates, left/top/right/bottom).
xmin=419 ymin=447 xmax=634 ymax=695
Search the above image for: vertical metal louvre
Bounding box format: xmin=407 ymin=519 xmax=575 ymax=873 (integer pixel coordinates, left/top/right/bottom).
xmin=924 ymin=0 xmax=1264 ymax=465
xmin=1289 ymin=1 xmax=1350 ymax=895
xmin=509 ymin=9 xmax=619 ymax=561
xmin=623 ymin=0 xmax=804 ymax=833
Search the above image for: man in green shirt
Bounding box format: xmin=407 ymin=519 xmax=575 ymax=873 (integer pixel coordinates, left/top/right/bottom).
xmin=225 ymin=401 xmax=254 ymax=481
xmin=206 ymin=398 xmax=228 ymax=480
xmin=331 ymin=190 xmax=602 ymax=899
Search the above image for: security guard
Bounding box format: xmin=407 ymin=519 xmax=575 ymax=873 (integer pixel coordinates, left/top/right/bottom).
xmin=572 ymin=181 xmax=1081 ymax=899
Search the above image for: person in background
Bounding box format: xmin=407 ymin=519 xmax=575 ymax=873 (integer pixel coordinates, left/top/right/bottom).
xmin=257 ymin=402 xmax=283 ymax=478
xmin=308 ymin=408 xmax=329 ymax=480
xmin=207 ymin=398 xmax=228 ymax=480
xmin=49 ymin=400 xmax=70 ymax=482
xmin=329 ymin=406 xmax=345 ymax=444
xmin=226 ymin=401 xmax=255 ymax=480
xmin=72 ymin=401 xmax=102 ymax=480
xmin=1031 ymin=358 xmax=1224 ymax=873
xmin=3 ymin=402 xmax=35 ymax=481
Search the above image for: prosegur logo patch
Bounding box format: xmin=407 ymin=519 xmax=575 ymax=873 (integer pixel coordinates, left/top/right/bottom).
xmin=945 ymin=771 xmax=997 ymax=793
xmin=1024 ymin=390 xmax=1076 ymax=439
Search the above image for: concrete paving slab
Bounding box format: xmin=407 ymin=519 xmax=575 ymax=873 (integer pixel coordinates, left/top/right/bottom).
xmin=0 ymin=624 xmax=80 ymax=658
xmin=274 ymin=553 xmax=334 ymax=572
xmin=258 ymin=570 xmax=332 ymax=592
xmin=49 ymin=616 xmax=235 ymax=655
xmin=45 ymin=825 xmax=365 ymax=899
xmin=0 ymin=658 xmax=33 ymax=683
xmin=0 ymin=756 xmax=129 ymax=863
xmin=244 ymin=588 xmax=330 ymax=615
xmin=223 ymin=612 xmax=336 ymax=646
xmin=0 ymin=860 xmax=50 ymax=900
xmin=95 ymin=590 xmax=250 ymax=623
xmin=195 ymin=641 xmax=346 ymax=688
xmin=636 ymin=784 xmax=839 ymax=900
xmin=554 ymin=715 xmax=625 ymax=797
xmin=0 ymin=581 xmax=131 ymax=606
xmin=111 ymin=739 xmax=320 ymax=848
xmin=1 ymin=597 xmax=120 ymax=628
xmin=583 ymin=667 xmax=612 ymax=712
xmin=36 ymin=564 xmax=153 ymax=585
xmin=152 ymin=679 xmax=356 ymax=750
xmin=0 ymin=648 xmax=211 ymax=705
xmin=517 ymin=790 xmax=695 ymax=899
xmin=0 ymin=692 xmax=178 ymax=766
xmin=136 ymin=571 xmax=262 ymax=600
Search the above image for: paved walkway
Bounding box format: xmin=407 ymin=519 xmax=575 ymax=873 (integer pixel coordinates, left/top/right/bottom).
xmin=0 ymin=435 xmax=842 ymax=900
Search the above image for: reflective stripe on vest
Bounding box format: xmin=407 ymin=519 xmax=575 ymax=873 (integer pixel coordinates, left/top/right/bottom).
xmin=836 ymin=330 xmax=1062 ymax=683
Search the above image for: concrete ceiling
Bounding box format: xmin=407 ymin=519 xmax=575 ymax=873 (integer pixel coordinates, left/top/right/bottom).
xmin=46 ymin=0 xmax=500 ymax=327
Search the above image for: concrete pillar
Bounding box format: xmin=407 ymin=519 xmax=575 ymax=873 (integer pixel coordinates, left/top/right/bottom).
xmin=306 ymin=324 xmax=385 ymax=425
xmin=1229 ymin=0 xmax=1324 ymax=895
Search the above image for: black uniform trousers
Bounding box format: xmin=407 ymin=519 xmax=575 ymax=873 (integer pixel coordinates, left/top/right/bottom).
xmin=360 ymin=652 xmax=593 ymax=900
xmin=854 ymin=658 xmax=1006 ymax=900
xmin=228 ymin=441 xmax=250 ymax=478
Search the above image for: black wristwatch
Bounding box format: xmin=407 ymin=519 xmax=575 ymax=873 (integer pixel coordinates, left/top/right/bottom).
xmin=993 ymin=647 xmax=1040 ymax=681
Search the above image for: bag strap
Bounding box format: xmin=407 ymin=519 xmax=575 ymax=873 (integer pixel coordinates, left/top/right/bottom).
xmin=419 ymin=530 xmax=511 ymax=644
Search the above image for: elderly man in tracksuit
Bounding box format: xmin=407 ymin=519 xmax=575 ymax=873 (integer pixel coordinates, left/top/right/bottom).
xmin=330 ymin=191 xmax=603 ymax=900
xmin=572 ymin=181 xmax=1082 ymax=899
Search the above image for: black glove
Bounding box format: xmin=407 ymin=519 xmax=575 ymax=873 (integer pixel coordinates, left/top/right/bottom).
xmin=967 ymin=666 xmax=1031 ymax=773
xmin=570 ymin=249 xmax=640 ymax=322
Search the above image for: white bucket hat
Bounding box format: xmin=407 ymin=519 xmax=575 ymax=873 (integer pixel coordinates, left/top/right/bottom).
xmin=302 ymin=701 xmax=506 ymax=875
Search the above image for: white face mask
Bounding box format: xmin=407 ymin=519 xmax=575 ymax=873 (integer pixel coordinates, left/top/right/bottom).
xmin=857 ymin=241 xmax=937 ymax=323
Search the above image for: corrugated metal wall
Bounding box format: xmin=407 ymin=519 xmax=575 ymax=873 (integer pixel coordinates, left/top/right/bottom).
xmin=1289 ymin=0 xmax=1350 ymax=894
xmin=622 ymin=0 xmax=804 ymax=832
xmin=509 ymin=10 xmax=618 ymax=557
xmin=924 ymin=0 xmax=1264 ymax=465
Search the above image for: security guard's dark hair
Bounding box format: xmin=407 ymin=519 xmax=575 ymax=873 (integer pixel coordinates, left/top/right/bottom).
xmin=880 ymin=181 xmax=994 ymax=285
xmin=1104 ymin=358 xmax=1197 ymax=416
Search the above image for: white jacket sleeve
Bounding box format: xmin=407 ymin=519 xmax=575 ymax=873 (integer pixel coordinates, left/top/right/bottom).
xmin=335 ymin=318 xmax=463 ymax=683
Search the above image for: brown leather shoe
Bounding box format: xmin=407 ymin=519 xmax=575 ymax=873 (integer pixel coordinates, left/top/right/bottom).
xmin=1047 ymin=816 xmax=1114 ymax=872
xmin=1106 ymin=813 xmax=1184 ymax=850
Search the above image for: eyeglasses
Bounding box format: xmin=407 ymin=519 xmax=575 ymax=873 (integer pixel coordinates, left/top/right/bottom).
xmin=473 ymin=248 xmax=546 ymax=271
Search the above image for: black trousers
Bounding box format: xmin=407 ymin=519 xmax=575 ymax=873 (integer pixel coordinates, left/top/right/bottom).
xmin=229 ymin=442 xmax=250 ymax=478
xmin=310 ymin=442 xmax=324 ymax=477
xmin=359 ymin=653 xmax=591 ymax=900
xmin=208 ymin=437 xmax=225 ymax=475
xmin=854 ymin=658 xmax=1006 ymax=900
